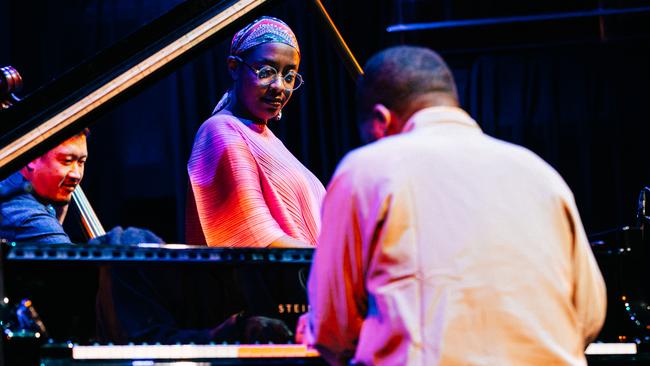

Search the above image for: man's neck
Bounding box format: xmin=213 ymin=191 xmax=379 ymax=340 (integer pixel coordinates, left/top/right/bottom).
xmin=396 ymin=92 xmax=459 ymax=133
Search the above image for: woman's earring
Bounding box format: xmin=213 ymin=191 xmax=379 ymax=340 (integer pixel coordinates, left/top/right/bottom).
xmin=274 ymin=110 xmax=282 ymax=121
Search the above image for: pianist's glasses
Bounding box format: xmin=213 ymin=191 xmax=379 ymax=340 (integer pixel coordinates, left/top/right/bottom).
xmin=233 ymin=56 xmax=304 ymax=91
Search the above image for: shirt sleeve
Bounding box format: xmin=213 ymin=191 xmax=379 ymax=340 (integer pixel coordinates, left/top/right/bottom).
xmin=188 ymin=117 xmax=285 ymax=247
xmin=563 ymin=192 xmax=607 ymax=344
xmin=307 ymin=161 xmax=370 ymax=366
xmin=16 ymin=208 xmax=72 ymax=244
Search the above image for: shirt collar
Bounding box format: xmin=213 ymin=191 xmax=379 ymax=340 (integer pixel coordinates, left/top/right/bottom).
xmin=1 ymin=171 xmax=28 ymax=190
xmin=402 ymin=106 xmax=481 ymax=133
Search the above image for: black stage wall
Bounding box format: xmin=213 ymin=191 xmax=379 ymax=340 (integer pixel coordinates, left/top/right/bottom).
xmin=1 ymin=0 xmax=649 ymax=243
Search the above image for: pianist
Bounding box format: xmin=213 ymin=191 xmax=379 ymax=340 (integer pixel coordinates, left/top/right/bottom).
xmin=305 ymin=46 xmax=607 ymax=365
xmin=0 ymin=129 xmax=88 ymax=243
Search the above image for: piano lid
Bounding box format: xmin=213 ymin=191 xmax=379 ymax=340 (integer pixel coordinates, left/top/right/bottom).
xmin=0 ymin=0 xmax=279 ymax=180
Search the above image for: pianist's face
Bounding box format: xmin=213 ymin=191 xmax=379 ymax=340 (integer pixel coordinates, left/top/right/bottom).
xmin=27 ymin=134 xmax=88 ymax=204
xmin=231 ymin=42 xmax=300 ymax=123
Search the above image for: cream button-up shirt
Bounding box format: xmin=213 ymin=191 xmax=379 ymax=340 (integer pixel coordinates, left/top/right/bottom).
xmin=308 ymin=106 xmax=606 ymax=366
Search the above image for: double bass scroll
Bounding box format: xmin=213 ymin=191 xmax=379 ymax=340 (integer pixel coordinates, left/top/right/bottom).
xmin=0 ymin=66 xmax=22 ymax=110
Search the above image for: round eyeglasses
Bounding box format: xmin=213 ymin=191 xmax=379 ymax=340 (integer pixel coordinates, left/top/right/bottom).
xmin=233 ymin=56 xmax=304 ymax=91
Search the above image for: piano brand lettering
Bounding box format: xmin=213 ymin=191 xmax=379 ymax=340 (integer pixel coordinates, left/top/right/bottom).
xmin=278 ymin=303 xmax=310 ymax=314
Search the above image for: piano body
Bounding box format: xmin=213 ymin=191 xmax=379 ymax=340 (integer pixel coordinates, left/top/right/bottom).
xmin=0 ymin=242 xmax=323 ymax=365
xmin=2 ymin=240 xmax=650 ymax=365
xmin=1 ymin=0 xmax=650 ymax=365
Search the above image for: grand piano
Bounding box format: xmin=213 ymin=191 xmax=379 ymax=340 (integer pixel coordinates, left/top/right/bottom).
xmin=1 ymin=0 xmax=650 ymax=365
xmin=0 ymin=1 xmax=341 ymax=364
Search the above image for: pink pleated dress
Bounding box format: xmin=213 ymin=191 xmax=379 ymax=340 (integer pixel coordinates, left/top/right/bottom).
xmin=186 ymin=110 xmax=325 ymax=247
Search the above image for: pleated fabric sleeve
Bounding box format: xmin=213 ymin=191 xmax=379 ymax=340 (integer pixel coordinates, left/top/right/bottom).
xmin=186 ymin=112 xmax=324 ymax=247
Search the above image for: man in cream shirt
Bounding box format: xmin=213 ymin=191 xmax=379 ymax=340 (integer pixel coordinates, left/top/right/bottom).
xmin=304 ymin=46 xmax=606 ymax=366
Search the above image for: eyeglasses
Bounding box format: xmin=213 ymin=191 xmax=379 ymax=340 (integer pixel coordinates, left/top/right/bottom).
xmin=233 ymin=56 xmax=304 ymax=91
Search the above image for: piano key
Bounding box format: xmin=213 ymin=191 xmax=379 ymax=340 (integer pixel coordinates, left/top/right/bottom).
xmin=585 ymin=342 xmax=637 ymax=355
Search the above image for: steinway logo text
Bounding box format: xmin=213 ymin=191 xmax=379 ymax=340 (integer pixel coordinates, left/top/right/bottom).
xmin=278 ymin=303 xmax=310 ymax=314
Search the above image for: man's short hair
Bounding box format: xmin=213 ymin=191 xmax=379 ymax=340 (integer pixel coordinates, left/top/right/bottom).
xmin=357 ymin=46 xmax=458 ymax=121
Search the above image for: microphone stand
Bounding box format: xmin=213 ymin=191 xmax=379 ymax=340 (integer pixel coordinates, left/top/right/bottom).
xmin=636 ymin=187 xmax=650 ymax=243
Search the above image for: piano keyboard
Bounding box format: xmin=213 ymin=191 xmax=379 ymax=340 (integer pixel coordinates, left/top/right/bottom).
xmin=51 ymin=342 xmax=636 ymax=360
xmin=70 ymin=344 xmax=320 ymax=360
xmin=34 ymin=342 xmax=650 ymax=366
xmin=38 ymin=343 xmax=326 ymax=366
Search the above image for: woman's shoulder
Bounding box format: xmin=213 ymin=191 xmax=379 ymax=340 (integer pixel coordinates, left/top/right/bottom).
xmin=194 ymin=113 xmax=249 ymax=142
xmin=189 ymin=114 xmax=249 ymax=167
xmin=199 ymin=112 xmax=243 ymax=132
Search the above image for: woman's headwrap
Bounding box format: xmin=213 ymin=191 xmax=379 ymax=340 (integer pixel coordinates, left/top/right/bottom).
xmin=213 ymin=16 xmax=299 ymax=117
xmin=230 ymin=16 xmax=300 ymax=56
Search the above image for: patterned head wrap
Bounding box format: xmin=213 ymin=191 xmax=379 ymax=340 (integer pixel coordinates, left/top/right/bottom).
xmin=230 ymin=16 xmax=300 ymax=56
xmin=212 ymin=17 xmax=298 ymax=117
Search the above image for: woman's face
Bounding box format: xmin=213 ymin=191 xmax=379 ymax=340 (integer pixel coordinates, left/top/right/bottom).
xmin=231 ymin=42 xmax=300 ymax=123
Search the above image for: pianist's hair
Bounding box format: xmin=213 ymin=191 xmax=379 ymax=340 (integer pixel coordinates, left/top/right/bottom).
xmin=356 ymin=46 xmax=458 ymax=122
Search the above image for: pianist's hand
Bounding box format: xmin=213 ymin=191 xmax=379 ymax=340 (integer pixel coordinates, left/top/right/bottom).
xmin=240 ymin=315 xmax=294 ymax=344
xmin=295 ymin=313 xmax=311 ymax=345
xmin=90 ymin=226 xmax=164 ymax=245
xmin=209 ymin=312 xmax=293 ymax=344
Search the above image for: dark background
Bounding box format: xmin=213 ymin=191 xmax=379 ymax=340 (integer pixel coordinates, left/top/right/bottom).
xmin=1 ymin=0 xmax=650 ymax=243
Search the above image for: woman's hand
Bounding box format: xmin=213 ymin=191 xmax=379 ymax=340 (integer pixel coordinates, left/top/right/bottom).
xmin=268 ymin=235 xmax=313 ymax=248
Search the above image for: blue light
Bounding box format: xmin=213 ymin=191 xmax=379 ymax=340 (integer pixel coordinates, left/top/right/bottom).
xmin=387 ymin=6 xmax=650 ymax=33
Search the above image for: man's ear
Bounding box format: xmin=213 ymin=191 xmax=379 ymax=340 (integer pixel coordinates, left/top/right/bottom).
xmin=25 ymin=160 xmax=37 ymax=172
xmin=360 ymin=104 xmax=393 ymax=143
xmin=20 ymin=159 xmax=37 ymax=179
xmin=227 ymin=56 xmax=239 ymax=80
xmin=372 ymin=104 xmax=393 ymax=132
